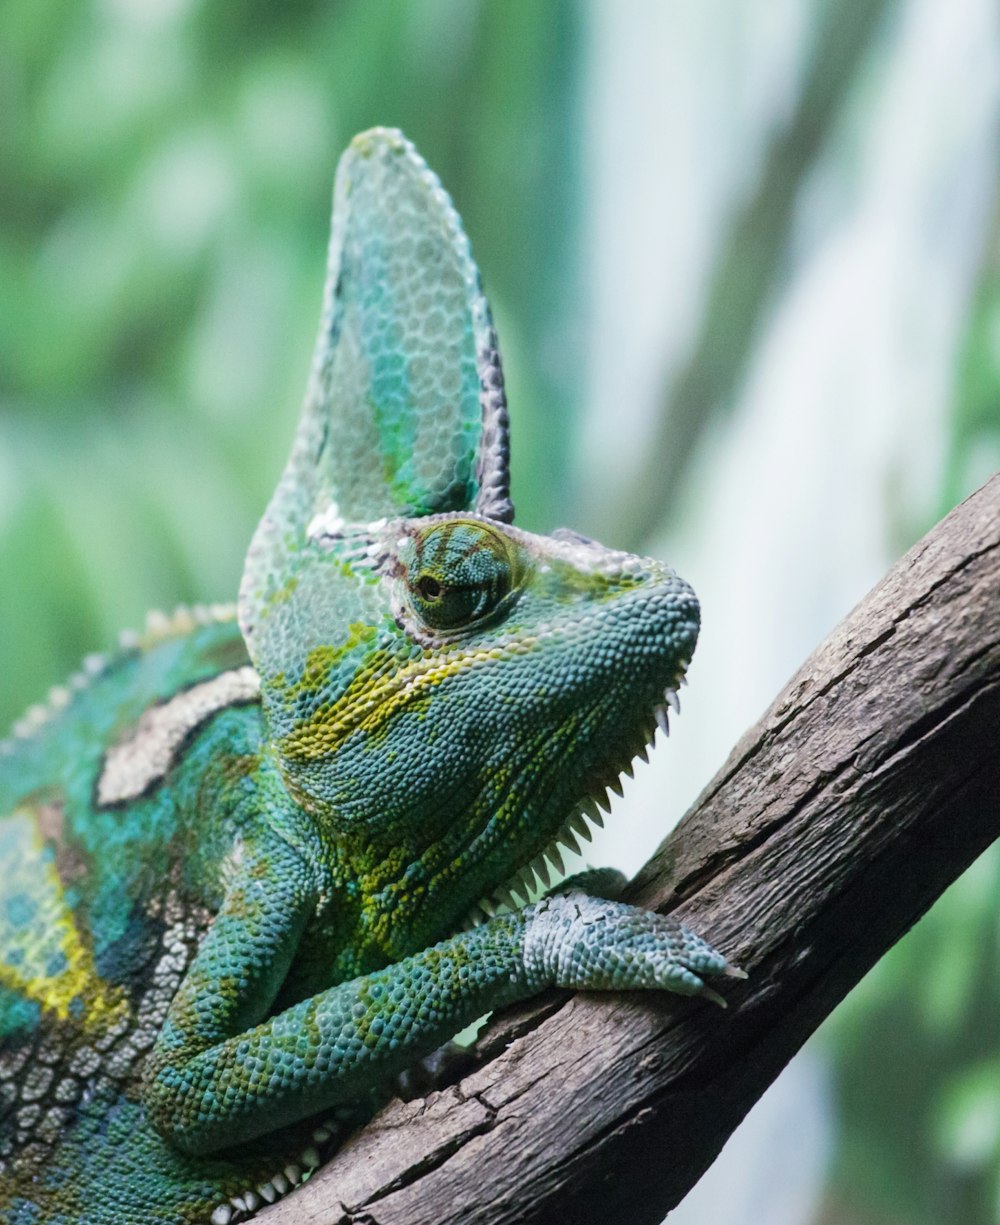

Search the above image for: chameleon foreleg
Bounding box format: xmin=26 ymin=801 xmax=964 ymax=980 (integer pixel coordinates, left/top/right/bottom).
xmin=145 ymin=868 xmax=731 ymax=1154
xmin=144 ymin=896 xmax=534 ymax=1152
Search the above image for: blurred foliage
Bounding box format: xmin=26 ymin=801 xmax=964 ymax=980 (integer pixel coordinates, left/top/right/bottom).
xmin=0 ymin=0 xmax=582 ymax=724
xmin=2 ymin=4 xmax=1000 ymax=1225
xmin=626 ymin=0 xmax=895 ymax=548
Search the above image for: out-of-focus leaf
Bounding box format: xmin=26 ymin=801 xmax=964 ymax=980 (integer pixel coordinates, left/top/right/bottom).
xmin=935 ymin=1063 xmax=1000 ymax=1170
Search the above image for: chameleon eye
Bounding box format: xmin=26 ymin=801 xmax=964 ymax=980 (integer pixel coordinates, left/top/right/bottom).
xmin=417 ymin=575 xmax=443 ymax=601
xmin=403 ymin=521 xmax=520 ymax=632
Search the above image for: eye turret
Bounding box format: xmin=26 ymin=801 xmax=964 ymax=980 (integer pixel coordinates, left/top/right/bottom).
xmin=400 ymin=520 xmax=522 ymax=632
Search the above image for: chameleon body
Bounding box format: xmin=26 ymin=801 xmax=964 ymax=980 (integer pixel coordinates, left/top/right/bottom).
xmin=0 ymin=129 xmax=735 ymax=1224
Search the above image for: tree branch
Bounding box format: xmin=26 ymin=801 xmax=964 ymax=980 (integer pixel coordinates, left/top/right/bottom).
xmin=261 ymin=474 xmax=1000 ymax=1225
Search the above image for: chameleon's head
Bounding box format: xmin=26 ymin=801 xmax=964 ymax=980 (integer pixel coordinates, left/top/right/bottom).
xmin=248 ymin=507 xmax=697 ymax=928
xmin=237 ymin=128 xmax=698 ymax=931
xmin=365 ymin=519 xmax=699 ymax=831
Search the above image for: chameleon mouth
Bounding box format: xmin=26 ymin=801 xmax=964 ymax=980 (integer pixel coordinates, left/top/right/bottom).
xmin=459 ymin=667 xmax=690 ymax=929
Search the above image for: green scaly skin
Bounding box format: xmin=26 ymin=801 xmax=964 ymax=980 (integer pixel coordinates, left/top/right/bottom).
xmin=0 ymin=129 xmax=737 ymax=1224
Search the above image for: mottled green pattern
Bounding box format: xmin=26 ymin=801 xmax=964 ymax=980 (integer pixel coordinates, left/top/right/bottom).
xmin=0 ymin=617 xmax=357 ymax=1223
xmin=0 ymin=131 xmax=734 ymax=1223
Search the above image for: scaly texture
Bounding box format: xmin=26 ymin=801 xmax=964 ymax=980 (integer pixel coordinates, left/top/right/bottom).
xmin=0 ymin=129 xmax=735 ymax=1225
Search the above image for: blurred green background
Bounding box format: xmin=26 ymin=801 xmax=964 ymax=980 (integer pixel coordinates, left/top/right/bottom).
xmin=2 ymin=1 xmax=998 ymax=1222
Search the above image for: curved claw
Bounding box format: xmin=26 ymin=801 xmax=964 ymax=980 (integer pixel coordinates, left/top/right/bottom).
xmin=699 ymin=986 xmax=728 ymax=1009
xmin=698 ymin=960 xmax=747 ymax=1007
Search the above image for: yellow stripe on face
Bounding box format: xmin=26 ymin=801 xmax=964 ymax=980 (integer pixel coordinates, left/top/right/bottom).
xmin=0 ymin=810 xmax=127 ymax=1029
xmin=278 ymin=635 xmax=539 ymax=763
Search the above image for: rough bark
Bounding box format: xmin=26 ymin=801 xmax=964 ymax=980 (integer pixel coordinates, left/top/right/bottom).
xmin=260 ymin=474 xmax=1000 ymax=1225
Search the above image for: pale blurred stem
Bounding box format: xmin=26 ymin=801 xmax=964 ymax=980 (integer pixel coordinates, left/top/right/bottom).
xmin=624 ymin=0 xmax=897 ymax=549
xmin=260 ymin=474 xmax=999 ymax=1225
xmin=946 ymin=193 xmax=1000 ymax=508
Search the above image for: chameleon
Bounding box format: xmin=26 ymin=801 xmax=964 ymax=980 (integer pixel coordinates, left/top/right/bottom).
xmin=0 ymin=127 xmax=740 ymax=1224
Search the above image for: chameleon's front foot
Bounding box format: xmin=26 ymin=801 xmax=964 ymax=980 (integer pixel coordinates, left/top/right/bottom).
xmin=524 ymin=892 xmax=742 ymax=1006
